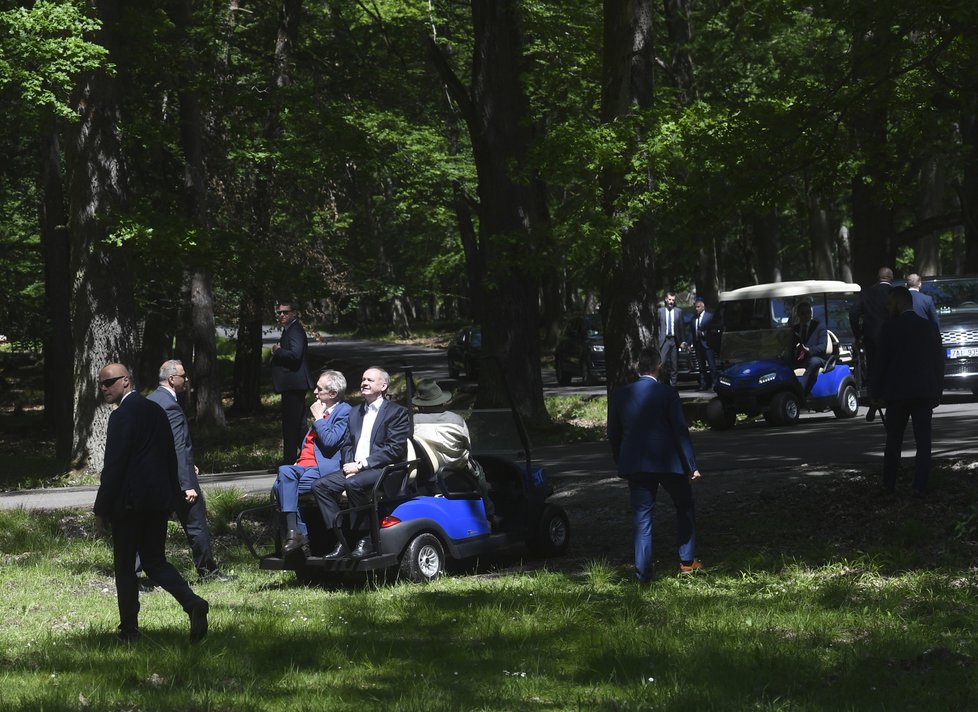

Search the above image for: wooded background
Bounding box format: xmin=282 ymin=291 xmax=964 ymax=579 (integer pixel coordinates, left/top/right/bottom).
xmin=2 ymin=0 xmax=977 ymax=472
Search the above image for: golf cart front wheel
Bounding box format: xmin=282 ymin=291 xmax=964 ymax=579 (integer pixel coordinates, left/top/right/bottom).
xmin=770 ymin=391 xmax=800 ymax=425
xmin=528 ymin=504 xmax=570 ymax=556
xmin=705 ymin=398 xmax=736 ymax=430
xmin=834 ymin=383 xmax=859 ymax=418
xmin=400 ymin=533 xmax=445 ymax=583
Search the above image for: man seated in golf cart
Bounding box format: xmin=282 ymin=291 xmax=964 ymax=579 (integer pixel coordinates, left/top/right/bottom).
xmin=788 ymin=301 xmax=827 ymax=397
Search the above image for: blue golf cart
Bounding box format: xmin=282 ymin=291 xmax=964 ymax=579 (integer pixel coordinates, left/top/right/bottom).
xmin=704 ymin=280 xmax=863 ymax=428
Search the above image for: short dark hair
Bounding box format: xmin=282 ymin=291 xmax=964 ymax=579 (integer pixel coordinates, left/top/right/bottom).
xmin=636 ymin=348 xmax=662 ymax=376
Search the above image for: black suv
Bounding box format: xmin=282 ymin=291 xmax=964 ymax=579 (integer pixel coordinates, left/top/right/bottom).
xmin=921 ymin=275 xmax=978 ymax=395
xmin=554 ymin=314 xmax=606 ymax=386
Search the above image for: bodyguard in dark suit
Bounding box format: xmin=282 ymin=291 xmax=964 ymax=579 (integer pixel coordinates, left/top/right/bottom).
xmin=147 ymin=360 xmax=232 ymax=582
xmin=870 ymin=287 xmax=945 ymax=494
xmin=906 ymin=273 xmax=940 ymax=326
xmin=849 ymin=266 xmax=894 ymax=378
xmin=655 ymin=292 xmax=687 ymax=387
xmin=93 ymin=364 xmax=208 ymax=643
xmin=271 ymin=301 xmax=314 ymax=465
xmin=608 ymin=349 xmax=703 ymax=583
xmin=312 ymin=367 xmax=412 ymax=559
xmin=691 ymin=299 xmax=717 ymax=390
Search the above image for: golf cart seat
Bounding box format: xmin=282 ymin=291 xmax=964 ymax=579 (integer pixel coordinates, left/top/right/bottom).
xmin=793 ymin=329 xmax=841 ymax=377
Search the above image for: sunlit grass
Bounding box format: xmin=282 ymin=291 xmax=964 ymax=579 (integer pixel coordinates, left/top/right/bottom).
xmin=1 ymin=502 xmax=976 ymax=710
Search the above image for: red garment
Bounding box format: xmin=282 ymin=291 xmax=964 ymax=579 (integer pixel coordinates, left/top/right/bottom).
xmin=295 ymin=410 xmax=329 ymax=466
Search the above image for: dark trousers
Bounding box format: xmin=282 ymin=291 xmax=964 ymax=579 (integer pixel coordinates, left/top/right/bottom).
xmin=312 ymin=467 xmax=385 ymax=541
xmin=111 ymin=511 xmax=203 ymax=634
xmin=280 ymin=389 xmax=307 ymax=465
xmin=659 ymin=337 xmax=680 ymax=386
xmin=627 ymin=472 xmax=697 ymax=583
xmin=693 ymin=341 xmax=716 ymax=388
xmin=799 ymin=356 xmax=826 ymax=396
xmin=883 ymin=400 xmax=934 ymax=492
xmin=175 ymin=490 xmax=217 ymax=577
xmin=273 ymin=464 xmax=322 ymax=535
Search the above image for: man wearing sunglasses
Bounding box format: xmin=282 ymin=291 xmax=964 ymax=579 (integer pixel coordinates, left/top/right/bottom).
xmin=93 ymin=363 xmax=209 ymax=643
xmin=271 ymin=302 xmax=314 ymax=465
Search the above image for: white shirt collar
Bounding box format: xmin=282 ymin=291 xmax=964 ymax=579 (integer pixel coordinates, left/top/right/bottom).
xmin=161 ymin=384 xmax=178 ymax=399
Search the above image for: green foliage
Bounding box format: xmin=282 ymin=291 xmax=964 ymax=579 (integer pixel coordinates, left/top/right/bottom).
xmin=0 ymin=0 xmax=107 ymax=120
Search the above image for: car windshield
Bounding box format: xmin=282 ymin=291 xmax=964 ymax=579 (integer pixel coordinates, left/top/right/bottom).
xmin=922 ymin=278 xmax=978 ymax=314
xmin=582 ymin=316 xmax=602 ymax=338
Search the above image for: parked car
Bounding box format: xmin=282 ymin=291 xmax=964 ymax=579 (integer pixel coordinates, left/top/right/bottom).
xmin=705 ymin=280 xmax=862 ymax=428
xmin=447 ymin=325 xmax=481 ymax=379
xmin=237 ymin=371 xmax=570 ymax=583
xmin=554 ymin=314 xmax=606 ymax=386
xmin=921 ymin=275 xmax=978 ymax=395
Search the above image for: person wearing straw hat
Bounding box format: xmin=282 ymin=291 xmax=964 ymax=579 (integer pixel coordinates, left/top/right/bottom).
xmin=412 ymin=380 xmax=495 ymax=520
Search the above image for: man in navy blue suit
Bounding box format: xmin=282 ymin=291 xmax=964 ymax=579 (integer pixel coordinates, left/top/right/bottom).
xmin=906 ymin=273 xmax=940 ymax=326
xmin=93 ymin=363 xmax=209 ymax=643
xmin=312 ymin=367 xmax=411 ymax=559
xmin=273 ymin=369 xmax=352 ymax=555
xmin=791 ymin=301 xmax=827 ymax=397
xmin=608 ymin=349 xmax=703 ymax=583
xmin=870 ymin=287 xmax=944 ymax=495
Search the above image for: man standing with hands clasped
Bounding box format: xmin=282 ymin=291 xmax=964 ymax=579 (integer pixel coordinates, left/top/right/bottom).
xmin=93 ymin=363 xmax=209 ymax=643
xmin=608 ymin=348 xmax=703 ymax=584
xmin=147 ymin=359 xmax=234 ymax=583
xmin=271 ymin=301 xmax=314 ymax=465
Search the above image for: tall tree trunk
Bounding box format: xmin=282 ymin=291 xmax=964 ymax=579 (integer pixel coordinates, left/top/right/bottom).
xmin=750 ymin=209 xmax=783 ymax=283
xmin=39 ymin=122 xmax=73 ymax=466
xmin=66 ymin=0 xmax=136 ymax=473
xmin=807 ymin=190 xmax=835 ymax=280
xmin=914 ymin=152 xmax=944 ymax=276
xmin=171 ymin=0 xmax=226 ymax=428
xmin=232 ymin=0 xmax=303 ymax=413
xmin=960 ymin=89 xmax=978 ymax=273
xmin=429 ymin=1 xmax=550 ymax=422
xmin=599 ymin=0 xmax=658 ymax=391
xmin=452 ymin=179 xmax=482 ymax=322
xmin=849 ymin=22 xmax=897 ymax=283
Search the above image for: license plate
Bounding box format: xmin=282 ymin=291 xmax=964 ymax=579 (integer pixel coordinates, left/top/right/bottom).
xmin=947 ymin=347 xmax=978 ymax=359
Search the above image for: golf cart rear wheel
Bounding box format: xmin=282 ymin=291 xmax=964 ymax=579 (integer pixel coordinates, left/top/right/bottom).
xmin=528 ymin=505 xmax=570 ymax=556
xmin=400 ymin=533 xmax=445 ymax=583
xmin=834 ymin=383 xmax=859 ymax=418
xmin=770 ymin=391 xmax=800 ymax=425
xmin=705 ymin=398 xmax=736 ymax=430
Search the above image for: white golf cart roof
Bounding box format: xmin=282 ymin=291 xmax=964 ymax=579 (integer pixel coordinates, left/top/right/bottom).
xmin=720 ymin=280 xmax=861 ymax=301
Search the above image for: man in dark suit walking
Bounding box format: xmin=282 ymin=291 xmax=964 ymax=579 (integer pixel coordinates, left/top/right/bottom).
xmin=93 ymin=363 xmax=209 ymax=643
xmin=312 ymin=367 xmax=411 ymax=559
xmin=906 ymin=273 xmax=940 ymax=326
xmin=147 ymin=360 xmax=233 ymax=582
xmin=849 ymin=266 xmax=894 ymax=379
xmin=608 ymin=349 xmax=703 ymax=583
xmin=656 ymin=291 xmax=687 ymax=387
xmin=870 ymin=287 xmax=945 ymax=495
xmin=271 ymin=301 xmax=314 ymax=465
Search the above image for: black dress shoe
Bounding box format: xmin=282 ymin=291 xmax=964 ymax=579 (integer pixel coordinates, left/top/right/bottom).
xmin=351 ymin=537 xmax=376 ymax=559
xmin=117 ymin=628 xmax=140 ymax=644
xmin=189 ymin=600 xmax=209 ymax=643
xmin=323 ymin=541 xmax=349 ymax=560
xmin=283 ymin=530 xmax=307 ymax=555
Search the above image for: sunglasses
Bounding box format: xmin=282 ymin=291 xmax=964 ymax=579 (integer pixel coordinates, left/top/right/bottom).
xmin=99 ymin=375 xmax=126 ymax=388
xmin=275 ymin=310 xmax=293 ymax=316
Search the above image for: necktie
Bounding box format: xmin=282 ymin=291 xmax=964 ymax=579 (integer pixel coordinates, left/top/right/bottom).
xmin=667 ymin=309 xmax=673 ymax=337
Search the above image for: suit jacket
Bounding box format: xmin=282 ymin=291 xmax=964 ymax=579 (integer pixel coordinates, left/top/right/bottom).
xmin=341 ymin=398 xmax=412 ymax=470
xmin=608 ymin=376 xmax=698 ymax=477
xmin=656 ymin=306 xmax=686 ymax=346
xmin=870 ymin=310 xmax=944 ymax=403
xmin=93 ymin=391 xmax=180 ymax=518
xmin=146 ymin=386 xmax=197 ymax=492
xmin=271 ymin=319 xmax=313 ymax=392
xmin=794 ymin=318 xmax=827 ymax=359
xmin=306 ymin=401 xmax=352 ymax=475
xmin=691 ymin=310 xmax=713 ymax=346
xmin=910 ymin=289 xmax=940 ymax=326
xmin=849 ymin=281 xmax=892 ymax=346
